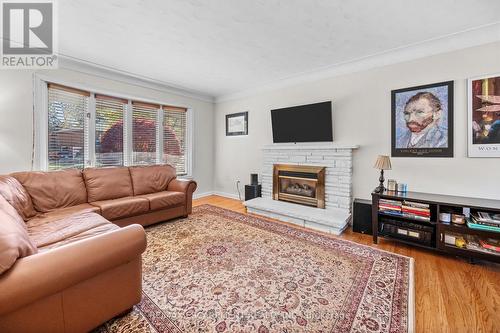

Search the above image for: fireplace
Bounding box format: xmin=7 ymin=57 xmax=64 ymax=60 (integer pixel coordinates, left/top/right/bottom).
xmin=273 ymin=164 xmax=326 ymax=208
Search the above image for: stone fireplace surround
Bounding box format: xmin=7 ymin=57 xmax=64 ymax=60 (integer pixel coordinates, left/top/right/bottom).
xmin=244 ymin=143 xmax=358 ymax=235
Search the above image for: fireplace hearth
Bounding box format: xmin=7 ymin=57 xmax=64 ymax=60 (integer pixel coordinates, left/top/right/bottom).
xmin=273 ymin=164 xmax=325 ymax=208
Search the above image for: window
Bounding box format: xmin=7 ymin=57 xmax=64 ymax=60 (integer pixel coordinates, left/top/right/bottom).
xmin=132 ymin=102 xmax=159 ymax=165
xmin=95 ymin=95 xmax=126 ymax=167
xmin=164 ymin=106 xmax=187 ymax=175
xmin=47 ymin=84 xmax=89 ymax=170
xmin=40 ymin=81 xmax=191 ymax=176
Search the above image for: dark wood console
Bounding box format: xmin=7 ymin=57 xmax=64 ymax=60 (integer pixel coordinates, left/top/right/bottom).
xmin=372 ymin=190 xmax=500 ymax=263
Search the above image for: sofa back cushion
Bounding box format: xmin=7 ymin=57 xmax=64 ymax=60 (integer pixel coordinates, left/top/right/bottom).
xmin=12 ymin=169 xmax=87 ymax=213
xmin=83 ymin=167 xmax=133 ymax=202
xmin=129 ymin=165 xmax=176 ymax=195
xmin=0 ymin=195 xmax=37 ymax=274
xmin=0 ymin=176 xmax=37 ymax=221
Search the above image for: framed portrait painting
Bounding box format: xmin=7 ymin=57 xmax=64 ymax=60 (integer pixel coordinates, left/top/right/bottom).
xmin=468 ymin=73 xmax=500 ymax=157
xmin=391 ymin=81 xmax=454 ymax=157
xmin=226 ymin=112 xmax=248 ymax=136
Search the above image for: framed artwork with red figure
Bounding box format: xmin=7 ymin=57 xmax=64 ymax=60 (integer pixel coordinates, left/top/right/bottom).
xmin=468 ymin=73 xmax=500 ymax=157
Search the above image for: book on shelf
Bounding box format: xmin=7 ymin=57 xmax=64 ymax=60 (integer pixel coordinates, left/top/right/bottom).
xmin=401 ymin=205 xmax=430 ymax=213
xmin=379 ymin=204 xmax=401 ymax=211
xmin=403 ymin=201 xmax=430 ymax=209
xmin=401 ymin=207 xmax=430 ymax=217
xmin=379 ymin=199 xmax=402 ymax=206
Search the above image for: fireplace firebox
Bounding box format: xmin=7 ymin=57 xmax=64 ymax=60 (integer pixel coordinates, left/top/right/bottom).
xmin=273 ymin=164 xmax=325 ymax=208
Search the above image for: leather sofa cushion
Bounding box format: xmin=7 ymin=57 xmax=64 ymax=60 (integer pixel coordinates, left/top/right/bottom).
xmin=90 ymin=197 xmax=149 ymax=220
xmin=0 ymin=175 xmax=37 ymax=220
xmin=138 ymin=191 xmax=185 ymax=211
xmin=83 ymin=167 xmax=133 ymax=202
xmin=27 ymin=212 xmax=118 ymax=251
xmin=27 ymin=203 xmax=101 ymax=227
xmin=12 ymin=169 xmax=87 ymax=213
xmin=0 ymin=196 xmax=37 ymax=274
xmin=129 ymin=165 xmax=176 ymax=195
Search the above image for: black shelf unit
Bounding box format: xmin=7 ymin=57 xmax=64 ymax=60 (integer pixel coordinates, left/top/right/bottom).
xmin=372 ymin=190 xmax=500 ymax=263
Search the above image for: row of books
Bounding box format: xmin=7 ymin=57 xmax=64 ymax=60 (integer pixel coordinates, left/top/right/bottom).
xmin=378 ymin=199 xmax=431 ymax=222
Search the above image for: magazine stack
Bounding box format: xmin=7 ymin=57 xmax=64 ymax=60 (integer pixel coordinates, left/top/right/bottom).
xmin=467 ymin=212 xmax=500 ymax=233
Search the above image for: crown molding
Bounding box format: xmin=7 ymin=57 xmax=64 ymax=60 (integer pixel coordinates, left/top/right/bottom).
xmin=57 ymin=55 xmax=215 ymax=103
xmin=216 ymin=22 xmax=500 ymax=103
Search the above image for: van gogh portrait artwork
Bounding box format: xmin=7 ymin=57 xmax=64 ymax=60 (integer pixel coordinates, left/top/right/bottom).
xmin=468 ymin=74 xmax=500 ymax=157
xmin=391 ymin=81 xmax=454 ymax=157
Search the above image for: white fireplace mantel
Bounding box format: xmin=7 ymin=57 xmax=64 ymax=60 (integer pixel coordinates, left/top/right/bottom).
xmin=262 ymin=143 xmax=360 ymax=150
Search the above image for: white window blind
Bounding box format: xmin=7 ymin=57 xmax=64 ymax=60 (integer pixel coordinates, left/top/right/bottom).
xmin=163 ymin=106 xmax=187 ymax=175
xmin=132 ymin=101 xmax=159 ymax=165
xmin=47 ymin=84 xmax=89 ymax=170
xmin=95 ymin=95 xmax=126 ymax=167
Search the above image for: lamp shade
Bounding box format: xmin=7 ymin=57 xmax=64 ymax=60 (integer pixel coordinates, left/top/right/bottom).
xmin=373 ymin=155 xmax=392 ymax=170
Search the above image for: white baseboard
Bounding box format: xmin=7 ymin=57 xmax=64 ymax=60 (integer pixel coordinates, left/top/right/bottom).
xmin=193 ymin=190 xmax=242 ymax=201
xmin=213 ymin=191 xmax=242 ymax=201
xmin=193 ymin=191 xmax=214 ymax=199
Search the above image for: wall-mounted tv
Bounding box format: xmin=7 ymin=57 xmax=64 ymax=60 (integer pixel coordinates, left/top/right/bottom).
xmin=271 ymin=101 xmax=333 ymax=143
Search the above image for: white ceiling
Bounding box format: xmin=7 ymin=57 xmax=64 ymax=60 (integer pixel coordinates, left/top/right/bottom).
xmin=59 ymin=0 xmax=500 ymax=99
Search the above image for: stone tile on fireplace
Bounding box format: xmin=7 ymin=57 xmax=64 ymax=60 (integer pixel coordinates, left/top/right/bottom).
xmin=244 ymin=197 xmax=350 ymax=235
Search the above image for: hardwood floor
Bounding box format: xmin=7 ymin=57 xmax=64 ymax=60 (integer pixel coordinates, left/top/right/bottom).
xmin=193 ymin=195 xmax=500 ymax=333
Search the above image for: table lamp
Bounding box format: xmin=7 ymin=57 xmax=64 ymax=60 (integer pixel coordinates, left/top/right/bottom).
xmin=373 ymin=155 xmax=391 ymax=193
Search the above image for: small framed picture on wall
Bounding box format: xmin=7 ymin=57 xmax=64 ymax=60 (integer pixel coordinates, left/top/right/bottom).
xmin=391 ymin=81 xmax=454 ymax=157
xmin=468 ymin=73 xmax=500 ymax=157
xmin=226 ymin=112 xmax=248 ymax=136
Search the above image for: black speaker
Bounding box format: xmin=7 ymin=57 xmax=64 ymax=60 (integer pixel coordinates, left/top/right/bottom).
xmin=245 ymin=184 xmax=261 ymax=201
xmin=250 ymin=173 xmax=259 ymax=185
xmin=353 ymin=198 xmax=372 ymax=235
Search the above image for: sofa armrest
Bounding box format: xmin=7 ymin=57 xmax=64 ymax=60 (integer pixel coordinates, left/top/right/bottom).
xmin=167 ymin=179 xmax=197 ymax=214
xmin=0 ymin=224 xmax=146 ymax=315
xmin=167 ymin=179 xmax=197 ymax=193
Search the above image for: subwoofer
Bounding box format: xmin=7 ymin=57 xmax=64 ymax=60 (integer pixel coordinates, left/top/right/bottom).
xmin=245 ymin=184 xmax=261 ymax=201
xmin=352 ymin=198 xmax=372 ymax=235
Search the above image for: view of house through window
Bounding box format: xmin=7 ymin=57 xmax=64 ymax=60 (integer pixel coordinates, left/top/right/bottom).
xmin=95 ymin=95 xmax=126 ymax=167
xmin=48 ymin=84 xmax=89 ymax=170
xmin=132 ymin=102 xmax=159 ymax=165
xmin=164 ymin=106 xmax=187 ymax=175
xmin=46 ymin=83 xmax=189 ymax=175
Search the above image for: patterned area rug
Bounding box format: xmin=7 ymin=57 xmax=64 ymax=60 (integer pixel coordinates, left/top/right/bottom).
xmin=95 ymin=204 xmax=414 ymax=333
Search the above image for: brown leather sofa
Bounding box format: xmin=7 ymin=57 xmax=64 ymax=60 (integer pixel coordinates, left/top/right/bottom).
xmin=0 ymin=164 xmax=197 ymax=333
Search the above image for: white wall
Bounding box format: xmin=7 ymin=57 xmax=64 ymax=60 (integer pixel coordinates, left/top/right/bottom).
xmin=0 ymin=68 xmax=215 ymax=195
xmin=214 ymin=42 xmax=500 ymax=200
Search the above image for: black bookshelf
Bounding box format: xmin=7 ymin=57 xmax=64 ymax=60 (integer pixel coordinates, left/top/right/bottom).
xmin=372 ymin=189 xmax=500 ymax=263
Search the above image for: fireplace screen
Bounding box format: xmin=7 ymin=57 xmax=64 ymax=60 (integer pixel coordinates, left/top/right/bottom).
xmin=273 ymin=164 xmax=325 ymax=208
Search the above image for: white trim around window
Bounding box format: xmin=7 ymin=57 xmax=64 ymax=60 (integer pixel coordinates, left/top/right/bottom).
xmin=33 ymin=73 xmax=194 ymax=178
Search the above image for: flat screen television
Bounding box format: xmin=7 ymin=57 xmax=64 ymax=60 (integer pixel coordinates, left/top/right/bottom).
xmin=271 ymin=101 xmax=333 ymax=143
